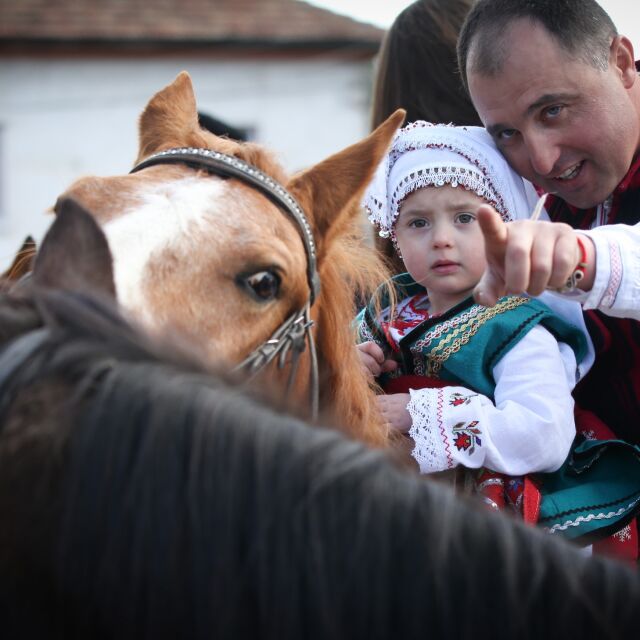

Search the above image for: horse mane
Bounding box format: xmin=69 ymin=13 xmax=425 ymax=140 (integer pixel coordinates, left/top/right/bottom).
xmin=214 ymin=137 xmax=390 ymax=445
xmin=314 ymin=215 xmax=390 ymax=445
xmin=0 ymin=286 xmax=638 ymax=638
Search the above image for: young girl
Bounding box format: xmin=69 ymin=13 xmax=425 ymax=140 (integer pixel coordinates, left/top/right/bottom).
xmin=357 ymin=122 xmax=640 ymax=559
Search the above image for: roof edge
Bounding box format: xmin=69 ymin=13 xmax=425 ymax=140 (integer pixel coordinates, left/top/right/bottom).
xmin=0 ymin=36 xmax=381 ymax=49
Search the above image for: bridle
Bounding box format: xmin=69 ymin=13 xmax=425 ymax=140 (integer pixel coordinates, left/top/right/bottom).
xmin=130 ymin=147 xmax=321 ymax=419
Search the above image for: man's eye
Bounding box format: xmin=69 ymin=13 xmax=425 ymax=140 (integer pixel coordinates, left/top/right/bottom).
xmin=544 ymin=105 xmax=563 ymax=118
xmin=456 ymin=213 xmax=475 ymax=224
xmin=498 ymin=128 xmax=517 ymax=141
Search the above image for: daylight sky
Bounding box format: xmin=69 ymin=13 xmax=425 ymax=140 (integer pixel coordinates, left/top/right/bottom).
xmin=306 ymin=0 xmax=640 ymax=48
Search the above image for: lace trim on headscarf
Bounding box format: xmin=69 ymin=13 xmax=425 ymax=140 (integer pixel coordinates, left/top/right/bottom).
xmin=379 ymin=167 xmax=502 ymax=239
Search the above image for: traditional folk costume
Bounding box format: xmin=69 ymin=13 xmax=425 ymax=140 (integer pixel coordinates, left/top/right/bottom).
xmin=546 ymin=157 xmax=640 ymax=443
xmin=534 ymin=62 xmax=640 ymax=558
xmin=361 ymin=122 xmax=640 ymax=561
xmin=357 ymin=275 xmax=587 ymax=476
xmin=543 ymin=154 xmax=640 ymax=561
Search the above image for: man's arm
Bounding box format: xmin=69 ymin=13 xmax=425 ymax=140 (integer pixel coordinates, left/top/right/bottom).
xmin=473 ymin=204 xmax=596 ymax=304
xmin=577 ymin=221 xmax=640 ymax=320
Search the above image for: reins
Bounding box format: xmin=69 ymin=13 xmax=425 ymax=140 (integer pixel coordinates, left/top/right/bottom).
xmin=130 ymin=148 xmax=321 ymax=419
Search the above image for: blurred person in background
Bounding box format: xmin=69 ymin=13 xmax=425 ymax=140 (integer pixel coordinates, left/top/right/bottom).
xmin=370 ymin=0 xmax=482 ymax=273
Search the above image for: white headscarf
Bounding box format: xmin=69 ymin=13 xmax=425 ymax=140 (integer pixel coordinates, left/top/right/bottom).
xmin=363 ymin=121 xmax=540 ymax=238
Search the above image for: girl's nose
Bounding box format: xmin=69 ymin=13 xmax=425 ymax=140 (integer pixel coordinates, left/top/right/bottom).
xmin=431 ymin=223 xmax=453 ymax=248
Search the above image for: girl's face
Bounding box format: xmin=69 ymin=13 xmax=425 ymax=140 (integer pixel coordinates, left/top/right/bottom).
xmin=395 ymin=185 xmax=488 ymax=314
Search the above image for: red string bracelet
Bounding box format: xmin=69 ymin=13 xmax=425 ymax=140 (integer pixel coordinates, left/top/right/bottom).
xmin=557 ymin=235 xmax=588 ymax=293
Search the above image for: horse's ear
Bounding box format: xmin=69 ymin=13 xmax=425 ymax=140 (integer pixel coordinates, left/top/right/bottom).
xmin=33 ymin=198 xmax=116 ymax=297
xmin=136 ymin=71 xmax=200 ymax=162
xmin=1 ymin=235 xmax=37 ymax=282
xmin=286 ymin=110 xmax=405 ymax=259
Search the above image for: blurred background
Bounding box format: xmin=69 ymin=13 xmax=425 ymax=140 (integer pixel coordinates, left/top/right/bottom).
xmin=0 ymin=0 xmax=638 ymax=265
xmin=0 ymin=0 xmax=385 ymax=264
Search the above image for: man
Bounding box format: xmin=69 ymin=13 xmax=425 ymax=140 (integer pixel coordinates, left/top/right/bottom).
xmin=457 ymin=0 xmax=640 ymax=449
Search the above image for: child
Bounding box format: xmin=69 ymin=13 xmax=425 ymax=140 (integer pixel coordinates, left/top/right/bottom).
xmin=357 ymin=122 xmax=640 ymax=559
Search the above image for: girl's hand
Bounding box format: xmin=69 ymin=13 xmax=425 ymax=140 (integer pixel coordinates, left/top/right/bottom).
xmin=377 ymin=393 xmax=412 ymax=432
xmin=356 ymin=341 xmax=398 ymax=377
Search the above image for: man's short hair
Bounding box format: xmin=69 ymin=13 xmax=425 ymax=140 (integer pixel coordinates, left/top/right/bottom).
xmin=457 ymin=0 xmax=618 ymax=91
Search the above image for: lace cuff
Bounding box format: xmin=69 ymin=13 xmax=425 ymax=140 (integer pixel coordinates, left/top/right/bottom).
xmin=407 ymin=388 xmax=455 ymax=473
xmin=407 ymin=387 xmax=486 ymax=474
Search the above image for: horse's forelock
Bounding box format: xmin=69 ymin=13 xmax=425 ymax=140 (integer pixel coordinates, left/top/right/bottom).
xmin=234 ymin=143 xmax=289 ymax=186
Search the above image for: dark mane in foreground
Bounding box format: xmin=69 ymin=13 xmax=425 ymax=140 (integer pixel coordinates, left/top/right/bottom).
xmin=0 ymin=287 xmax=638 ymax=639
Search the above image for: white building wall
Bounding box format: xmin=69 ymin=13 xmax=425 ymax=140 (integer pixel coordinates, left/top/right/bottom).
xmin=0 ymin=56 xmax=375 ymax=265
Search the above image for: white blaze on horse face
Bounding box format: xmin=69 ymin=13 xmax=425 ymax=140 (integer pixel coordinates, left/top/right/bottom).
xmin=102 ymin=176 xmax=235 ymax=327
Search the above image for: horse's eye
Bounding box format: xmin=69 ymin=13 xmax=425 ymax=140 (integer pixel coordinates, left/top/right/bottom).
xmin=243 ymin=270 xmax=281 ymax=301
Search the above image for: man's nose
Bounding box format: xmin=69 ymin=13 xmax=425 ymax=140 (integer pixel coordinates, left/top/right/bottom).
xmin=525 ymin=130 xmax=561 ymax=177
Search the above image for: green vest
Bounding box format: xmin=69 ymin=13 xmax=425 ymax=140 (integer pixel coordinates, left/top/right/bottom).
xmin=357 ymin=273 xmax=588 ymax=399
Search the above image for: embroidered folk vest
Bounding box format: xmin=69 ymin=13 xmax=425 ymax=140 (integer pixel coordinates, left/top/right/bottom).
xmin=357 ymin=273 xmax=588 ymax=399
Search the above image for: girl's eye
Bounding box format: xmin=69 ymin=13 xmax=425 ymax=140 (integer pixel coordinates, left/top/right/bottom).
xmin=409 ymin=218 xmax=428 ymax=228
xmin=456 ymin=213 xmax=476 ymax=224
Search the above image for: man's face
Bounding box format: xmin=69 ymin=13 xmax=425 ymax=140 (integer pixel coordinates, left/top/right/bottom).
xmin=467 ymin=20 xmax=640 ymax=208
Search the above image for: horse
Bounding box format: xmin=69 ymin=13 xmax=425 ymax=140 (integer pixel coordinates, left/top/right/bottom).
xmin=52 ymin=71 xmax=404 ymax=446
xmin=1 ymin=204 xmax=638 ymax=640
xmin=1 ymin=235 xmax=37 ymax=282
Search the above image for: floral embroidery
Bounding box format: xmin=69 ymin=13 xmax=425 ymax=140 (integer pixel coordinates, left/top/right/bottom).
xmin=454 ymin=432 xmax=472 ymax=451
xmin=452 ymin=420 xmax=482 ymax=454
xmin=449 ymin=392 xmax=477 ymax=407
xmin=613 ymin=524 xmax=632 ymax=543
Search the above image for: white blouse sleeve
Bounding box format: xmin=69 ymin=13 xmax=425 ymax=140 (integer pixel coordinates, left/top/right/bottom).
xmin=407 ymin=325 xmax=576 ymax=476
xmin=552 ymin=224 xmax=640 ymax=321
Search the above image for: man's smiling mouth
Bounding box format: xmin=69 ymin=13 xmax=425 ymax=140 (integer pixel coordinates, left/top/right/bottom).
xmin=554 ymin=161 xmax=583 ymax=181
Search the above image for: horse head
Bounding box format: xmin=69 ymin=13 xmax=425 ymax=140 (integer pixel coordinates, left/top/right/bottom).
xmin=56 ymin=72 xmax=403 ymax=444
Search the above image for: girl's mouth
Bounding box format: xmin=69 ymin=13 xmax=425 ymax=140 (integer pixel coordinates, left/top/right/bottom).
xmin=431 ymin=261 xmax=459 ymax=274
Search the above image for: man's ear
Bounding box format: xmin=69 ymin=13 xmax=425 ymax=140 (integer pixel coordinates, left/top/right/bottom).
xmin=33 ymin=198 xmax=116 ymax=297
xmin=612 ymin=35 xmax=637 ymax=89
